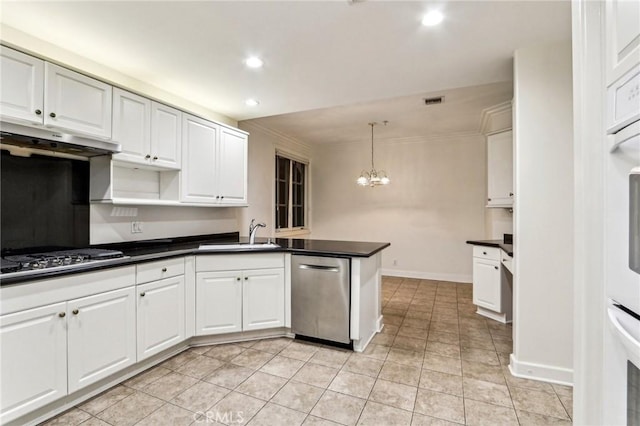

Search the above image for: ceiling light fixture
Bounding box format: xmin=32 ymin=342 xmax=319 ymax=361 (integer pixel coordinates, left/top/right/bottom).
xmin=245 ymin=57 xmax=264 ymax=68
xmin=357 ymin=121 xmax=390 ymax=187
xmin=422 ymin=11 xmax=444 ymax=26
xmin=245 ymin=99 xmax=260 ymax=106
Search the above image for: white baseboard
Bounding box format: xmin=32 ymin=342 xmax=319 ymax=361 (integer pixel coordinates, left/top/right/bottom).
xmin=381 ymin=268 xmax=472 ymax=284
xmin=509 ymin=353 xmax=574 ymax=386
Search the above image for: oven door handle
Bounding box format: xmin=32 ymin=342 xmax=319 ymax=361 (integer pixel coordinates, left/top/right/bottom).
xmin=610 ymin=120 xmax=640 ymax=153
xmin=608 ymin=307 xmax=640 ymax=365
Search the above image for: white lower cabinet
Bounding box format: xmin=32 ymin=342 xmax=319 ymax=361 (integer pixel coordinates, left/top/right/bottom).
xmin=137 ymin=276 xmax=186 ymax=360
xmin=471 ymin=246 xmax=512 ymax=323
xmin=472 ymin=258 xmax=501 ymax=311
xmin=196 ymin=271 xmax=243 ymax=335
xmin=195 ymin=255 xmax=286 ymax=336
xmin=67 ymin=287 xmax=136 ymax=393
xmin=243 ymin=268 xmax=285 ymax=331
xmin=0 ymin=302 xmax=67 ymax=424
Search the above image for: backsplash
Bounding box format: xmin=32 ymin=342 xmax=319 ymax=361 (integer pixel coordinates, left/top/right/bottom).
xmin=90 ymin=204 xmax=238 ymax=244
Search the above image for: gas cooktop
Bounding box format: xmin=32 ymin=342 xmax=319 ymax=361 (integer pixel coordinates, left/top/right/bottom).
xmin=0 ymin=248 xmax=128 ymax=279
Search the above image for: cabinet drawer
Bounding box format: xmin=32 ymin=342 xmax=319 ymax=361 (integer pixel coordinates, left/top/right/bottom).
xmin=472 ymin=246 xmax=500 ymax=261
xmin=136 ymin=257 xmax=184 ymax=284
xmin=196 ymin=253 xmax=284 ymax=272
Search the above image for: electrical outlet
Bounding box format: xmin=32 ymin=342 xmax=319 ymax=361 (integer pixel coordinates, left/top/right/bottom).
xmin=131 ymin=221 xmax=144 ymax=233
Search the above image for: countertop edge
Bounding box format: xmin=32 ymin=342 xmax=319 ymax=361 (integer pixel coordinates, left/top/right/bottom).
xmin=466 ymin=240 xmax=514 ymax=257
xmin=1 ymin=241 xmax=391 ymax=286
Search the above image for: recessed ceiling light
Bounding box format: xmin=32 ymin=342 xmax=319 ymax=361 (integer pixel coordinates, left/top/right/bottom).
xmin=245 ymin=99 xmax=260 ymax=107
xmin=422 ymin=11 xmax=444 ymax=26
xmin=245 ymin=57 xmax=264 ymax=68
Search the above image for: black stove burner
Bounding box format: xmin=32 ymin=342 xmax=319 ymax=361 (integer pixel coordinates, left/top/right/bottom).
xmin=1 ymin=248 xmax=125 ymax=274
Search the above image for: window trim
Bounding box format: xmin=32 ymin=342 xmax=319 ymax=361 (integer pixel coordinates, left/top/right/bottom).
xmin=275 ymin=151 xmax=309 ymax=235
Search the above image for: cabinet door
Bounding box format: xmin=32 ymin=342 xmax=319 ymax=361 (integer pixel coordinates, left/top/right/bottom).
xmin=44 ymin=63 xmax=112 ymax=138
xmin=605 ymin=0 xmax=640 ymax=86
xmin=0 ymin=303 xmax=67 ymax=424
xmin=112 ymin=88 xmax=151 ymax=164
xmin=0 ymin=47 xmax=44 ymax=124
xmin=487 ymin=130 xmax=513 ymax=207
xmin=195 ymin=271 xmax=242 ymax=335
xmin=472 ymin=259 xmax=501 ymax=312
xmin=67 ymin=287 xmax=136 ymax=393
xmin=243 ymin=268 xmax=285 ymax=331
xmin=151 ymin=102 xmax=182 ymax=169
xmin=181 ymin=114 xmax=219 ymax=203
xmin=137 ymin=276 xmax=185 ymax=360
xmin=218 ymin=127 xmax=248 ymax=205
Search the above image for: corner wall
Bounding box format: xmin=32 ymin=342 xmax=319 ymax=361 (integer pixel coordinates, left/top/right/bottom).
xmin=511 ymin=41 xmax=574 ymax=384
xmin=310 ymin=133 xmax=487 ymax=283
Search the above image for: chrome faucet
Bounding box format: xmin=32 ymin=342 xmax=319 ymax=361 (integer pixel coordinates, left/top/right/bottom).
xmin=249 ymin=219 xmax=266 ymax=244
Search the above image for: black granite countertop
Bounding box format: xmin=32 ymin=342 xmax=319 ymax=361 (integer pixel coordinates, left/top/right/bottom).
xmin=466 ymin=239 xmax=514 ymax=257
xmin=0 ymin=233 xmax=390 ymax=286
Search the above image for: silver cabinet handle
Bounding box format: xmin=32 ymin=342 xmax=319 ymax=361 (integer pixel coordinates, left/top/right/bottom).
xmin=298 ymin=264 xmax=340 ymax=272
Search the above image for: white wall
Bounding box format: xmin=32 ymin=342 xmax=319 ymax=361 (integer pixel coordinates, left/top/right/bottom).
xmin=311 ymin=133 xmax=487 ymax=283
xmin=236 ymin=121 xmax=312 ymax=238
xmin=511 ymin=41 xmax=574 ymax=384
xmin=485 ymin=208 xmax=513 ymax=240
xmin=90 ymin=205 xmax=238 ymax=244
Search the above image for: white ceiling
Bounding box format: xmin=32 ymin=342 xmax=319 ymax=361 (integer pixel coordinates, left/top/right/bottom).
xmin=0 ymin=1 xmax=571 ymax=123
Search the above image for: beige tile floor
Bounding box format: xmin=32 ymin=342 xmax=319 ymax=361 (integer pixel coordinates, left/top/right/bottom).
xmin=43 ymin=277 xmax=573 ymax=426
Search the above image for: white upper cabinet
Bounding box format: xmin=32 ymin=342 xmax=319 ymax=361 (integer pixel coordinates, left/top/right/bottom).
xmin=151 ymin=102 xmax=182 ymax=169
xmin=487 ymin=130 xmax=513 ymax=208
xmin=112 ymin=89 xmax=181 ymax=169
xmin=112 ymin=88 xmax=151 ymax=164
xmin=0 ymin=47 xmax=44 ymax=124
xmin=181 ymin=114 xmax=248 ymax=205
xmin=181 ymin=113 xmax=219 ymax=203
xmin=605 ymin=0 xmax=640 ymax=87
xmin=44 ymin=63 xmax=112 ymax=139
xmin=218 ymin=127 xmax=248 ymax=205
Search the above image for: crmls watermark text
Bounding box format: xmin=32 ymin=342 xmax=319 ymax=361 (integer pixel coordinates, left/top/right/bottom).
xmin=193 ymin=410 xmax=245 ymax=424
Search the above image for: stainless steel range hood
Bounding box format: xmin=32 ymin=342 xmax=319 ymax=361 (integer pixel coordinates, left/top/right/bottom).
xmin=0 ymin=121 xmax=121 ymax=158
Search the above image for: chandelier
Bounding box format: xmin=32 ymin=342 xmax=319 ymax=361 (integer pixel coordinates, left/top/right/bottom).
xmin=357 ymin=121 xmax=390 ymax=187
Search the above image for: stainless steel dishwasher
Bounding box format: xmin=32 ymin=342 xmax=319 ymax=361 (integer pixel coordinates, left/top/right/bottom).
xmin=291 ymin=255 xmax=351 ymax=344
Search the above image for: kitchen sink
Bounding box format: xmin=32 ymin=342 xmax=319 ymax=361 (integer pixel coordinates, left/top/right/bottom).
xmin=198 ymin=243 xmax=281 ymax=251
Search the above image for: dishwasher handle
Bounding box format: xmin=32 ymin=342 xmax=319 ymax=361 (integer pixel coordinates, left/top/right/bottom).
xmin=298 ymin=264 xmax=341 ymax=273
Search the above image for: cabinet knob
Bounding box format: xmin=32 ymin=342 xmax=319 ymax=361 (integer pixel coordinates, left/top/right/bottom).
xmin=140 ymin=292 xmax=146 ymax=297
xmin=35 ymin=109 xmax=42 ymax=115
xmin=236 ymin=277 xmax=241 ymax=281
xmin=221 ymin=196 xmax=224 ymax=199
xmin=49 ymin=112 xmax=56 ymax=118
xmin=145 ymin=154 xmax=151 ymax=159
xmin=153 ymin=156 xmax=158 ymax=160
xmin=216 ymin=195 xmax=220 ymax=199
xmin=72 ymin=309 xmax=79 ymax=315
xmin=509 ymin=192 xmax=514 ymax=197
xmin=162 ymin=267 xmax=167 ymax=272
xmin=244 ymin=276 xmax=249 ymax=280
xmin=494 ymin=266 xmax=499 ymax=270
xmin=58 ymin=312 xmax=66 ymax=318
xmin=483 ymin=251 xmax=487 ymax=255
xmin=487 ymin=198 xmax=492 ymax=202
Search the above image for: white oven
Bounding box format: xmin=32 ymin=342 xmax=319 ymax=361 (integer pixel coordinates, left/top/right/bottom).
xmin=604 ymin=63 xmax=640 ymax=425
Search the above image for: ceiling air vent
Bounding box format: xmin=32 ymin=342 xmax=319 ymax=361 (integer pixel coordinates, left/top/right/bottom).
xmin=423 ymin=96 xmax=444 ymax=106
